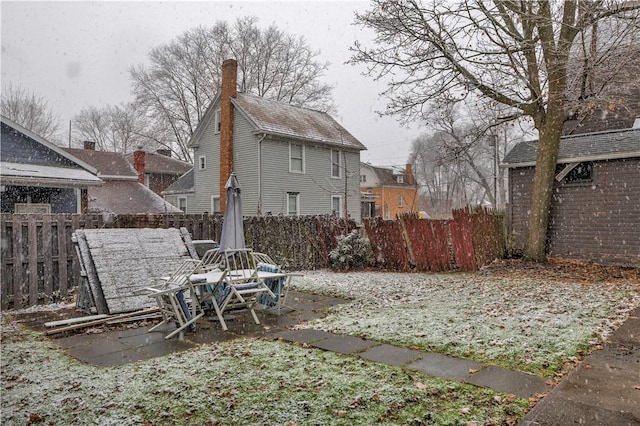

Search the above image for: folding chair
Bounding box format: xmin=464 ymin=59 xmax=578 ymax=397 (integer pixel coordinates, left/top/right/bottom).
xmin=252 ymin=252 xmax=287 ymax=308
xmin=207 ymin=249 xmax=276 ymax=331
xmin=194 ymin=249 xmax=225 ymax=274
xmin=146 ymin=259 xmax=203 ymax=339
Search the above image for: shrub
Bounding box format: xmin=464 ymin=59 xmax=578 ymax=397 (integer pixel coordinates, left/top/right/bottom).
xmin=329 ymin=230 xmax=372 ymax=271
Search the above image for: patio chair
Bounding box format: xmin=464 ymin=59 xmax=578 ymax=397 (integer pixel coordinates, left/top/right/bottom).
xmin=146 ymin=259 xmax=203 ymax=339
xmin=252 ymin=252 xmax=286 ymax=308
xmin=206 ymin=248 xmax=276 ymax=331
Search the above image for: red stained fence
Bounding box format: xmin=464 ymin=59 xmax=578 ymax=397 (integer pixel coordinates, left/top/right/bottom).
xmin=364 ymin=207 xmax=505 ymax=273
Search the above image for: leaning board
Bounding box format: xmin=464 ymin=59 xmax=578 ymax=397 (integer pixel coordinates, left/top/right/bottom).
xmin=79 ymin=228 xmax=191 ymax=314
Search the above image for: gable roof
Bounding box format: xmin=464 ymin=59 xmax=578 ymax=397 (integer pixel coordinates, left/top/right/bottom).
xmin=65 ymin=148 xmax=138 ymax=179
xmin=162 ymin=168 xmax=194 ymax=195
xmin=232 ymin=93 xmax=366 ymax=150
xmin=1 ymin=115 xmax=101 ymax=187
xmin=502 ymin=128 xmax=640 ymax=167
xmin=87 ymin=181 xmax=182 ymax=214
xmin=124 ymin=151 xmax=192 ymax=175
xmin=189 ymin=92 xmax=367 ymax=151
xmin=361 ymin=163 xmax=414 ymax=187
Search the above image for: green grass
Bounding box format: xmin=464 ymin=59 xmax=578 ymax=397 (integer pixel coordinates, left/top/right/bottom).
xmin=1 ymin=320 xmax=528 ymax=426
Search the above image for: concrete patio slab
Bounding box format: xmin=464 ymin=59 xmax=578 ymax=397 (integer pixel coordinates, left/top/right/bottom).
xmin=311 ymin=334 xmax=377 ymax=354
xmin=359 ymin=344 xmax=424 ymax=366
xmin=465 ymin=365 xmax=550 ymax=399
xmin=274 ymin=329 xmax=333 ymax=344
xmin=86 ymin=349 xmax=150 ymax=367
xmin=408 ymin=353 xmax=483 ymax=382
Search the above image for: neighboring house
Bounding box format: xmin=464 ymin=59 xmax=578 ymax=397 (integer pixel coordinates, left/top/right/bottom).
xmin=164 ymin=59 xmax=367 ymax=220
xmin=125 ymin=149 xmax=191 ymax=196
xmin=65 ymin=142 xmax=182 ymax=214
xmin=502 ymin=127 xmax=640 ymax=267
xmin=360 ymin=163 xmax=418 ymax=219
xmin=1 ymin=115 xmax=102 ymax=213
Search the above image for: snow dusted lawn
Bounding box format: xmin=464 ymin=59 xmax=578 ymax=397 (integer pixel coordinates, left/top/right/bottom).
xmin=1 ymin=317 xmax=528 ymax=426
xmin=290 ymin=269 xmax=639 ymax=376
xmin=1 ymin=264 xmax=637 ymax=425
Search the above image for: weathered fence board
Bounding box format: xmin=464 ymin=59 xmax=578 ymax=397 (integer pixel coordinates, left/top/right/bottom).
xmin=364 ymin=217 xmax=410 ymax=270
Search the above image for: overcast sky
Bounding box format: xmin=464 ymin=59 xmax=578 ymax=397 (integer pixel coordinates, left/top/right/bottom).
xmin=1 ymin=1 xmax=424 ymax=166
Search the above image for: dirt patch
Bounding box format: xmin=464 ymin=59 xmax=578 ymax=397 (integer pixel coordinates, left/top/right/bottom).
xmin=479 ymin=258 xmax=640 ymax=286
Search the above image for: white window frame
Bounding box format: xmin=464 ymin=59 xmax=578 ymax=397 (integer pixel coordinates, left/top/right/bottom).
xmin=214 ymin=109 xmax=221 ymax=134
xmin=178 ymin=196 xmax=187 ymax=213
xmin=211 ymin=196 xmax=221 ymax=215
xmin=331 ymin=195 xmax=343 ymax=217
xmin=360 ymin=174 xmax=366 ymax=183
xmin=398 ymin=194 xmax=404 ymax=208
xmin=287 ymin=192 xmax=300 ymax=216
xmin=331 ymin=149 xmax=342 ymax=179
xmin=397 ymin=175 xmax=404 ymax=184
xmin=289 ymin=142 xmax=305 ymax=173
xmin=199 ymin=155 xmax=206 ymax=170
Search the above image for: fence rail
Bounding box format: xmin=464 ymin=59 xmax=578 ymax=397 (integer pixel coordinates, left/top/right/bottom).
xmin=1 ymin=208 xmax=505 ymax=310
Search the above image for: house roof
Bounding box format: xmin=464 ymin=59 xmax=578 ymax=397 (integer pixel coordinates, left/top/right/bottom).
xmin=361 ymin=163 xmax=414 ymax=187
xmin=502 ymin=128 xmax=640 ymax=167
xmin=232 ymin=93 xmax=366 ymax=150
xmin=162 ymin=168 xmax=194 ymax=195
xmin=65 ymin=148 xmax=138 ymax=179
xmin=1 ymin=161 xmax=103 ymax=188
xmin=1 ymin=115 xmax=102 ymax=187
xmin=88 ymin=181 xmax=182 ymax=214
xmin=124 ymin=151 xmax=192 ymax=175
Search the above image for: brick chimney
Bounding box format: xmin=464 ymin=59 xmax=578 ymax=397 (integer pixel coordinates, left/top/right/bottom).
xmin=133 ymin=148 xmax=145 ymax=184
xmin=156 ymin=149 xmax=171 ymax=158
xmin=83 ymin=141 xmax=96 ymax=150
xmin=220 ymin=58 xmax=237 ymax=213
xmin=405 ymin=164 xmax=415 ymax=185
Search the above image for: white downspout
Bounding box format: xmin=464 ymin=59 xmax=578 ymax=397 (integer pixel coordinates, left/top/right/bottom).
xmin=257 ymin=133 xmax=266 ymax=215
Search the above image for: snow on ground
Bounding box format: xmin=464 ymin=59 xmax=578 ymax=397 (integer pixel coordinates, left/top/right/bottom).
xmin=290 ymin=270 xmax=639 ymax=375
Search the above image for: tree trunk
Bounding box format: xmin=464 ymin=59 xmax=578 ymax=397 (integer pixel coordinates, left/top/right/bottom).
xmin=524 ymin=120 xmax=564 ymax=261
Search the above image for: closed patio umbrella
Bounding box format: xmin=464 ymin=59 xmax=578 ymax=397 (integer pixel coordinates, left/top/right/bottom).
xmin=218 ymin=173 xmax=245 ymax=251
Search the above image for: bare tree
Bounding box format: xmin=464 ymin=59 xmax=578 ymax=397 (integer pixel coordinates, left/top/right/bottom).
xmin=130 ymin=16 xmax=335 ymax=163
xmin=73 ymin=104 xmax=146 ymax=153
xmin=350 ymin=0 xmax=639 ymax=261
xmin=1 ymin=83 xmax=62 ymax=141
xmin=411 ymin=98 xmax=533 ymax=211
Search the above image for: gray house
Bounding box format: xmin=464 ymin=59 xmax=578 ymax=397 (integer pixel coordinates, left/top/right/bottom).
xmin=1 ymin=115 xmax=102 ymax=213
xmin=502 ymin=127 xmax=640 ymax=267
xmin=164 ymin=59 xmax=366 ymax=220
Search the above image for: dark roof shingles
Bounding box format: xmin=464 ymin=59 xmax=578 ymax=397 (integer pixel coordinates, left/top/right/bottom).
xmin=502 ymin=128 xmax=640 ymax=165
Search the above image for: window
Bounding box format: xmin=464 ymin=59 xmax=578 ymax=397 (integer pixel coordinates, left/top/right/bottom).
xmin=360 ymin=174 xmax=366 ymax=183
xmin=178 ymin=196 xmax=187 ymax=212
xmin=398 ymin=194 xmax=404 ymax=208
xmin=290 ymin=143 xmax=304 ymax=173
xmin=331 ymin=195 xmax=343 ymax=217
xmin=199 ymin=155 xmax=206 ymax=170
xmin=287 ymin=192 xmax=299 ymax=216
xmin=556 ymin=161 xmax=593 ymax=184
xmin=331 ymin=150 xmax=342 ymax=178
xmin=396 ymin=175 xmax=404 ymax=184
xmin=211 ymin=196 xmax=220 ymax=215
xmin=214 ymin=109 xmax=221 ymax=134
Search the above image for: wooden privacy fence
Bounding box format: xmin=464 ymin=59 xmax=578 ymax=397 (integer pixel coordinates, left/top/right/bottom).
xmin=364 ymin=207 xmax=506 ymax=272
xmin=0 ymin=213 xmax=356 ymax=310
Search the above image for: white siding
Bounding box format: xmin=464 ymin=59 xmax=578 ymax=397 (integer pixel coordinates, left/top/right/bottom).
xmin=191 ymin=102 xmax=221 ymax=213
